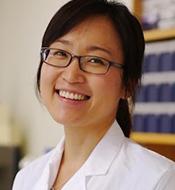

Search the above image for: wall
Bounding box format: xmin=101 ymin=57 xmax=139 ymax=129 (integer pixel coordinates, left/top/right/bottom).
xmin=0 ymin=0 xmax=132 ymax=156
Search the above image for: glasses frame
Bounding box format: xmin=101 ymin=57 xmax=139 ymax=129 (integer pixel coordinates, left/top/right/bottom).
xmin=40 ymin=47 xmax=123 ymax=75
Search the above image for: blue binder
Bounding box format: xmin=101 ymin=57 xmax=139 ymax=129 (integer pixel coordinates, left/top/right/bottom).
xmin=145 ymin=114 xmax=159 ymax=132
xmin=146 ymin=84 xmax=159 ymax=102
xmin=159 ymin=52 xmax=174 ymax=71
xmin=133 ymin=114 xmax=145 ymax=132
xmin=159 ymin=84 xmax=172 ymax=102
xmin=146 ymin=54 xmax=160 ymax=72
xmin=159 ymin=114 xmax=173 ymax=133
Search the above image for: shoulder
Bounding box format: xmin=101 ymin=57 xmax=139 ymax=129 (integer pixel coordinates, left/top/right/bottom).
xmin=154 ymin=167 xmax=175 ymax=190
xmin=12 ymin=137 xmax=64 ymax=190
xmin=12 ymin=149 xmax=54 ymax=190
xmin=123 ymin=138 xmax=175 ymax=169
xmin=119 ymin=138 xmax=175 ymax=188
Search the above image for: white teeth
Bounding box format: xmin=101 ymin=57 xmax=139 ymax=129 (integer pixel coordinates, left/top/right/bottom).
xmin=65 ymin=92 xmax=69 ymax=99
xmin=59 ymin=90 xmax=87 ymax=100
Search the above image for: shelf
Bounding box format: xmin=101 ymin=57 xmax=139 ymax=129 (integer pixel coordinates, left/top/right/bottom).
xmin=142 ymin=72 xmax=175 ymax=85
xmin=133 ymin=1 xmax=175 ymax=158
xmin=133 ymin=1 xmax=175 ymax=42
xmin=134 ymin=103 xmax=175 ymax=114
xmin=131 ymin=132 xmax=175 ymax=145
xmin=144 ymin=28 xmax=175 ymax=42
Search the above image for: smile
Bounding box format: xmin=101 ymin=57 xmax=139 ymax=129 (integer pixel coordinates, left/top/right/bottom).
xmin=57 ymin=90 xmax=90 ymax=101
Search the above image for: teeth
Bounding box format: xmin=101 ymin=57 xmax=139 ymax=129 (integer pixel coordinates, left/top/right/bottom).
xmin=59 ymin=90 xmax=87 ymax=100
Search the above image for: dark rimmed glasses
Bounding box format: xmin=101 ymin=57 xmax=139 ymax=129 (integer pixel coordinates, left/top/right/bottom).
xmin=40 ymin=47 xmax=123 ymax=74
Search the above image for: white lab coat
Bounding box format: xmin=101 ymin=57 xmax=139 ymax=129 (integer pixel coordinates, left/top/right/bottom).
xmin=13 ymin=121 xmax=175 ymax=190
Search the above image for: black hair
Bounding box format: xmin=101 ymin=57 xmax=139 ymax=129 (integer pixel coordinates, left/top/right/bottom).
xmin=37 ymin=0 xmax=145 ymax=137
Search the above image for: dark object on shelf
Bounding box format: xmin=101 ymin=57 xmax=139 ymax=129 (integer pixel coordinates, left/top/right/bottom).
xmin=145 ymin=114 xmax=159 ymax=133
xmin=133 ymin=114 xmax=146 ymax=132
xmin=159 ymin=83 xmax=173 ymax=102
xmin=141 ymin=17 xmax=158 ymax=31
xmin=136 ymin=86 xmax=147 ymax=102
xmin=172 ymin=115 xmax=175 ymax=132
xmin=133 ymin=114 xmax=175 ymax=134
xmin=159 ymin=114 xmax=173 ymax=133
xmin=0 ymin=146 xmax=21 ymax=190
xmin=143 ymin=51 xmax=175 ymax=73
xmin=136 ymin=83 xmax=175 ymax=103
xmin=146 ymin=84 xmax=160 ymax=102
xmin=172 ymin=52 xmax=175 ymax=71
xmin=172 ymin=83 xmax=175 ymax=101
xmin=143 ymin=54 xmax=159 ymax=73
xmin=159 ymin=52 xmax=175 ymax=71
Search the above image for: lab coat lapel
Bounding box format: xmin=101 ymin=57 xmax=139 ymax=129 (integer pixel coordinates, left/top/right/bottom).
xmin=33 ymin=163 xmax=52 ymax=190
xmin=33 ymin=137 xmax=65 ymax=190
xmin=83 ymin=121 xmax=125 ymax=177
xmin=62 ymin=172 xmax=86 ymax=190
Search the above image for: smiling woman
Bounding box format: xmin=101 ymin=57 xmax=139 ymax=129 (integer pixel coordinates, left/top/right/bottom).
xmin=12 ymin=0 xmax=175 ymax=190
xmin=39 ymin=15 xmax=125 ymax=130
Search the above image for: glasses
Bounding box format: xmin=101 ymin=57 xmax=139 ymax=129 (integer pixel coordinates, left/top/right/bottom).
xmin=40 ymin=47 xmax=123 ymax=74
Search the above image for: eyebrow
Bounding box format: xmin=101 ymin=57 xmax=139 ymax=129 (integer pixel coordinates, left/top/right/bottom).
xmin=55 ymin=39 xmax=112 ymax=56
xmin=55 ymin=39 xmax=72 ymax=45
xmin=86 ymin=45 xmax=112 ymax=56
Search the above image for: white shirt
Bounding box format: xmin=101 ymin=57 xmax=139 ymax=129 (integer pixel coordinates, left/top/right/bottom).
xmin=13 ymin=121 xmax=175 ymax=190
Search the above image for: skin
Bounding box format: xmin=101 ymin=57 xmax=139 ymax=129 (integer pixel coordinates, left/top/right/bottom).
xmin=40 ymin=15 xmax=124 ymax=189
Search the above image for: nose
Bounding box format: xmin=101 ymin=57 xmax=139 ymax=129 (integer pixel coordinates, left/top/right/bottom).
xmin=61 ymin=58 xmax=85 ymax=84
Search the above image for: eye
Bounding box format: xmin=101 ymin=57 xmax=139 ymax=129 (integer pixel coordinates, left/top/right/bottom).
xmin=87 ymin=57 xmax=106 ymax=66
xmin=52 ymin=49 xmax=68 ymax=58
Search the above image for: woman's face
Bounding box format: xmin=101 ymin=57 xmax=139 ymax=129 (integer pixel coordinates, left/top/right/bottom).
xmin=40 ymin=15 xmax=124 ymax=129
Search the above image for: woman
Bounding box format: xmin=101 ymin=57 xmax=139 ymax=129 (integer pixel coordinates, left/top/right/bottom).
xmin=13 ymin=0 xmax=175 ymax=189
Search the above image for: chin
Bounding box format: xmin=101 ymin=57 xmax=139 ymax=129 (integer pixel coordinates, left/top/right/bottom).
xmin=51 ymin=113 xmax=81 ymax=127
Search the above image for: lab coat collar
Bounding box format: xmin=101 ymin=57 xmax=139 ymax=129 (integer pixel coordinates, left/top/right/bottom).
xmin=33 ymin=137 xmax=65 ymax=190
xmin=33 ymin=121 xmax=125 ymax=189
xmin=82 ymin=121 xmax=125 ymax=176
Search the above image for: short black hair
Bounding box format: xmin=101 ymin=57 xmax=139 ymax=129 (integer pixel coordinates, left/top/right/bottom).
xmin=36 ymin=0 xmax=145 ymax=137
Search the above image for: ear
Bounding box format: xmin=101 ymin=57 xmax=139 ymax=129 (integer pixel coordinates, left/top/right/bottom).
xmin=120 ymin=87 xmax=131 ymax=100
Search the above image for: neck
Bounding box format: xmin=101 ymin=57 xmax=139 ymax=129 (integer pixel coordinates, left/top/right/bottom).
xmin=62 ymin=119 xmax=115 ymax=164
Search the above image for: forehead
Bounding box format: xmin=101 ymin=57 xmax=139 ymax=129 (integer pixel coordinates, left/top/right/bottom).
xmin=61 ymin=15 xmax=120 ymax=43
xmin=52 ymin=16 xmax=123 ymax=59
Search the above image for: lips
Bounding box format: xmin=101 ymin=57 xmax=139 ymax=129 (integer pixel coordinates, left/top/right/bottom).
xmin=56 ymin=89 xmax=90 ymax=101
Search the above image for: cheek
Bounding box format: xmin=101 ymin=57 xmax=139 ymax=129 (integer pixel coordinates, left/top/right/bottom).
xmin=40 ymin=65 xmax=57 ymax=98
xmin=101 ymin=71 xmax=124 ymax=99
xmin=89 ymin=72 xmax=123 ymax=108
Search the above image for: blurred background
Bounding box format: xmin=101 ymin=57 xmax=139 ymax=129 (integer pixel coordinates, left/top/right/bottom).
xmin=0 ymin=0 xmax=175 ymax=189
